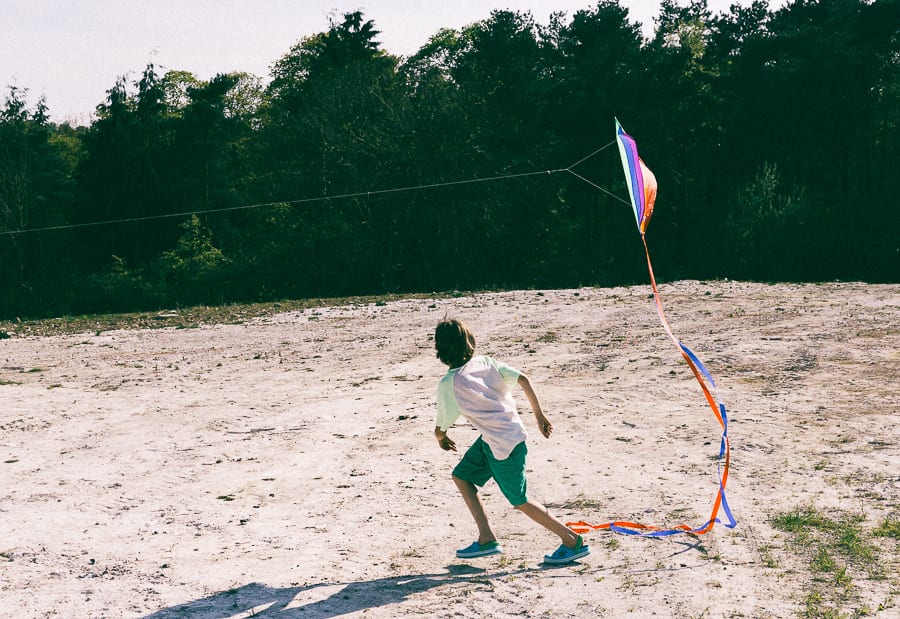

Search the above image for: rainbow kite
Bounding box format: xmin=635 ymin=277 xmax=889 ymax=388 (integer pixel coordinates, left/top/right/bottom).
xmin=615 ymin=118 xmax=657 ymax=235
xmin=567 ymin=119 xmax=735 ymax=537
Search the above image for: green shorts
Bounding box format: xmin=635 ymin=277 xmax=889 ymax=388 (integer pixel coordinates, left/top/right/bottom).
xmin=452 ymin=436 xmax=528 ymax=506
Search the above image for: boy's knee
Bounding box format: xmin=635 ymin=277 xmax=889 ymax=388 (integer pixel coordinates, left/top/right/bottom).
xmin=452 ymin=475 xmax=472 ymax=488
xmin=513 ymin=498 xmax=536 ymax=512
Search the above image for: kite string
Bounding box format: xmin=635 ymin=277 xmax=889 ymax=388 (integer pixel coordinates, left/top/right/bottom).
xmin=0 ymin=168 xmax=567 ymax=236
xmin=565 ymin=170 xmax=631 ymax=206
xmin=0 ymin=141 xmax=620 ymax=237
xmin=565 ymin=140 xmax=617 ymax=169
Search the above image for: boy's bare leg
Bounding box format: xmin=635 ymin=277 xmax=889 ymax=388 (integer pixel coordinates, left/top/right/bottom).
xmin=515 ymin=499 xmax=581 ymax=548
xmin=453 ymin=475 xmax=497 ymax=545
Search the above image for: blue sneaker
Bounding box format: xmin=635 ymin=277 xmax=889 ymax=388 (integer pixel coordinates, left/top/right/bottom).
xmin=543 ymin=535 xmax=590 ymax=565
xmin=456 ymin=540 xmax=502 ymax=559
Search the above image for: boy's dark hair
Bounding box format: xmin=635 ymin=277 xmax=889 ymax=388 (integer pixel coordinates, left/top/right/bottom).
xmin=434 ymin=318 xmax=476 ymax=368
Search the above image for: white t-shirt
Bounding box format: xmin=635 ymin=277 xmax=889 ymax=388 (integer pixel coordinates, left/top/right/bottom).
xmin=436 ymin=355 xmax=526 ymax=460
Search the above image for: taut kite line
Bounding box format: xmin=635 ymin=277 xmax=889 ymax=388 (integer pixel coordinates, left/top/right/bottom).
xmin=566 ymin=119 xmax=736 ymax=537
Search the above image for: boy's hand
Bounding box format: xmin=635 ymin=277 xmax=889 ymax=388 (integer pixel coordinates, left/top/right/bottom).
xmin=536 ymin=413 xmax=553 ymax=438
xmin=519 ymin=374 xmax=551 ymax=438
xmin=435 ymin=427 xmax=457 ymax=451
xmin=438 ymin=434 xmax=457 ymax=451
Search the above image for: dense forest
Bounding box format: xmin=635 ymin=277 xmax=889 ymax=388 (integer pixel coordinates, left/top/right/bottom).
xmin=1 ymin=0 xmax=897 ymax=319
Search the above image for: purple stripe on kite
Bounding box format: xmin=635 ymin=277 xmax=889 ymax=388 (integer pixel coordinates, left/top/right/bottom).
xmin=625 ymin=143 xmax=644 ymax=220
xmin=616 ymin=125 xmax=645 ymax=223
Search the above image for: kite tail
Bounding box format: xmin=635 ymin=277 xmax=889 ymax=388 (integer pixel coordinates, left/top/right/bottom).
xmin=566 ymin=234 xmax=735 ymax=537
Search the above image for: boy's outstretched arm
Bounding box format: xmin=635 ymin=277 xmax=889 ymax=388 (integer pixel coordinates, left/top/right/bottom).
xmin=435 ymin=426 xmax=457 ymax=451
xmin=518 ymin=374 xmax=553 ymax=438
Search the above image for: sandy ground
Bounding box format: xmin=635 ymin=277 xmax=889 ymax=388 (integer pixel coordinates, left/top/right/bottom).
xmin=1 ymin=280 xmax=898 ymax=618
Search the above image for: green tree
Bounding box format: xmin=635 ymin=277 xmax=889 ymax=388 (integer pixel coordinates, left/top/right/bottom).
xmin=544 ymin=1 xmax=647 ymax=285
xmin=410 ymin=11 xmax=568 ymax=288
xmin=76 ymin=64 xmax=177 ymax=267
xmin=709 ymin=0 xmax=899 ymax=280
xmin=160 ymin=70 xmax=202 ymax=112
xmin=0 ymin=87 xmax=80 ymax=317
xmin=160 ymin=214 xmax=231 ymax=304
xmin=724 ymin=162 xmax=807 ymax=278
xmin=256 ymin=11 xmax=415 ymax=296
xmin=168 ymin=73 xmax=250 ymax=212
xmin=634 ymin=1 xmax=726 ymax=280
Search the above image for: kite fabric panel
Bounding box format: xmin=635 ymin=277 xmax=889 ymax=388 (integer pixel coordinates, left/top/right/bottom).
xmin=566 ymin=120 xmax=735 ymax=538
xmin=615 ymin=119 xmax=657 ymax=234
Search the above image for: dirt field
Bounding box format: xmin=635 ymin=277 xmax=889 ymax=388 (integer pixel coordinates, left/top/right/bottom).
xmin=1 ymin=280 xmax=897 ymax=618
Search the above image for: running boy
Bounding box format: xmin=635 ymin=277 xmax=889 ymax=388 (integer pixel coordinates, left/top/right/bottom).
xmin=433 ymin=318 xmax=590 ymax=565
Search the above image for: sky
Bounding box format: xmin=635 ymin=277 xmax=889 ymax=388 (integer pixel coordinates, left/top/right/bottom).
xmin=1 ymin=1 xmax=784 ymax=125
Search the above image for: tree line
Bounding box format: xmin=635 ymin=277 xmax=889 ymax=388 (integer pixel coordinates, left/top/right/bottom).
xmin=1 ymin=0 xmax=897 ymax=319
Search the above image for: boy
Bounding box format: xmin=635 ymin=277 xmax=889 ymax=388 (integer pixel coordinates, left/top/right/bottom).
xmin=433 ymin=318 xmax=590 ymax=565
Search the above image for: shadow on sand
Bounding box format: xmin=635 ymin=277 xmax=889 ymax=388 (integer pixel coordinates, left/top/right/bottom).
xmin=142 ymin=564 xmax=546 ymax=618
xmin=143 ymin=537 xmax=705 ymax=617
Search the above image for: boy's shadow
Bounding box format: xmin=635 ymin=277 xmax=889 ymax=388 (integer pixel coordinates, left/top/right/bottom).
xmin=142 ymin=564 xmax=531 ymax=618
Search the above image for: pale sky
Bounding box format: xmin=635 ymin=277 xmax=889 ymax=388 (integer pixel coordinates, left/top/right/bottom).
xmin=1 ymin=1 xmax=785 ymax=125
